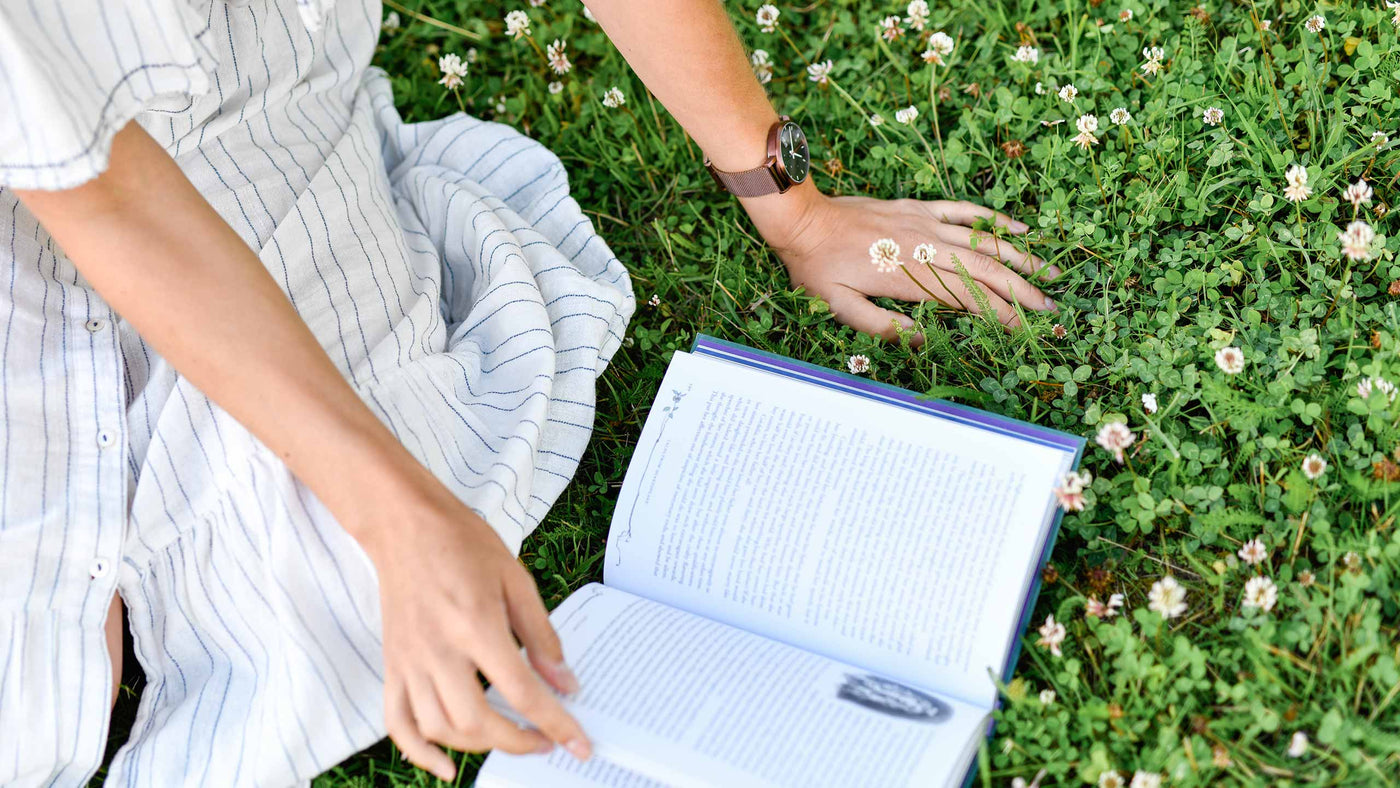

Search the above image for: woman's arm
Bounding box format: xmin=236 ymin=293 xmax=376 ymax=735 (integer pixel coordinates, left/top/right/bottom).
xmin=585 ymin=0 xmax=1060 ymax=339
xmin=14 ymin=123 xmax=589 ymax=782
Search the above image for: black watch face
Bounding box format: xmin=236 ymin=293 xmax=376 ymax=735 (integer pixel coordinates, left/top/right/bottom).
xmin=778 ymin=121 xmax=810 ymax=184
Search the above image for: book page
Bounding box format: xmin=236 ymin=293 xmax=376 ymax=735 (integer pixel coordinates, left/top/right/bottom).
xmin=604 ymin=351 xmax=1076 ymax=708
xmin=477 ymin=749 xmax=669 ymax=788
xmin=484 ymin=584 xmax=986 ymax=788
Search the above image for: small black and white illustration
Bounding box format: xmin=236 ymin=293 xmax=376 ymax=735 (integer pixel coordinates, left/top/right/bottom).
xmin=836 ymin=674 xmax=951 ymax=723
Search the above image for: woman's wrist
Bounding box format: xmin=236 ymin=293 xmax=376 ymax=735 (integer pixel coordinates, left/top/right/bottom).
xmin=738 ymin=179 xmax=828 ymax=257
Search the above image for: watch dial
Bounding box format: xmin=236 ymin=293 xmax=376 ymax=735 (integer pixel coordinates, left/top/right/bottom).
xmin=778 ymin=122 xmax=810 ymax=183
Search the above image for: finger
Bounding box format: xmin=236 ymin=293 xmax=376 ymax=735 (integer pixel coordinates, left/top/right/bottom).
xmin=473 ymin=610 xmax=592 ymax=761
xmin=424 ymin=668 xmax=555 ymax=756
xmin=962 ymin=281 xmax=1021 ymax=328
xmin=386 ymin=673 xmax=457 ymax=782
xmin=503 ymin=568 xmax=579 ymax=696
xmin=825 ymin=286 xmax=924 ymax=346
xmin=923 ymin=200 xmax=1030 ymax=234
xmin=947 ymin=250 xmax=1057 ymax=314
xmin=934 ymin=224 xmax=1061 ymax=279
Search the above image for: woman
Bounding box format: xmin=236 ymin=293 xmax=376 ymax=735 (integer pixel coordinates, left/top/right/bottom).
xmin=0 ymin=0 xmax=1057 ymax=784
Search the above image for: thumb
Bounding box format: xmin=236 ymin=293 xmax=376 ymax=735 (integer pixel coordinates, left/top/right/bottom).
xmin=825 ymin=287 xmax=924 ymax=346
xmin=504 ymin=569 xmax=580 ymax=696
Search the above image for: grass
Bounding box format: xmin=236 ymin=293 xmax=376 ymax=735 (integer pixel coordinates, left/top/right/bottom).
xmin=104 ymin=0 xmax=1400 ymax=785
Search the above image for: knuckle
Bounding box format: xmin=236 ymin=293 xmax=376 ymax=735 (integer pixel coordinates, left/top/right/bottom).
xmin=454 ymin=716 xmax=484 ymax=740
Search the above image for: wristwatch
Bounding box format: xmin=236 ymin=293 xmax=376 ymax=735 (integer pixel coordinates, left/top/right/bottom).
xmin=704 ymin=116 xmax=810 ymax=197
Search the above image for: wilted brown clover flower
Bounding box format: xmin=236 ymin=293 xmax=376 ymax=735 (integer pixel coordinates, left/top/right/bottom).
xmin=1001 ymin=139 xmax=1027 ymax=159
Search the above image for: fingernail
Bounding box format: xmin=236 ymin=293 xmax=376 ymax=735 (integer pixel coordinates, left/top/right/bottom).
xmin=1047 ymin=266 xmax=1063 ymax=279
xmin=1043 ymin=296 xmax=1059 ymax=312
xmin=1012 ymin=221 xmax=1030 ymax=233
xmin=549 ymin=660 xmax=581 ymax=695
xmin=565 ymin=737 xmax=592 ymax=761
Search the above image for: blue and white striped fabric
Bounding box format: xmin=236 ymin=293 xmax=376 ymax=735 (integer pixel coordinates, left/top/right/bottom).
xmin=0 ymin=0 xmax=634 ymax=785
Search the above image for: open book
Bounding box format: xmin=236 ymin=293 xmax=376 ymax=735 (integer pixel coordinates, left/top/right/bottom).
xmin=478 ymin=336 xmax=1084 ymax=788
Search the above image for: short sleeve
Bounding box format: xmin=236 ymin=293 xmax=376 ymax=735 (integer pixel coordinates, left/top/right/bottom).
xmin=0 ymin=0 xmax=218 ymax=190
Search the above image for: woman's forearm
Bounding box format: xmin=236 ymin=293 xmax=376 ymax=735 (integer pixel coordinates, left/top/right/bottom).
xmin=583 ymin=0 xmax=820 ymax=236
xmin=14 ymin=122 xmax=431 ymax=549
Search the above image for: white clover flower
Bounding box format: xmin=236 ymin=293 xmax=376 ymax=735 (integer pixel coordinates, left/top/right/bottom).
xmin=1053 ymin=469 xmax=1092 ymax=512
xmin=1301 ymin=453 xmax=1328 ymax=480
xmin=880 ymin=15 xmax=904 ymax=41
xmin=1374 ymin=131 xmax=1391 ymax=146
xmin=1288 ymin=731 xmax=1309 ymax=758
xmin=1339 ymin=220 xmax=1376 ymax=261
xmin=1035 ymin=81 xmax=1045 ymax=94
xmin=1073 ymin=115 xmax=1099 ymax=149
xmin=1142 ymin=392 xmax=1158 ymax=413
xmin=1215 ymin=346 xmax=1244 ymax=374
xmin=1099 ymin=770 xmax=1125 ymax=788
xmin=437 ymin=53 xmax=468 ymax=90
xmin=913 ymin=243 xmax=937 ymax=265
xmin=1304 ymin=14 xmax=1325 ymax=33
xmin=546 ymin=39 xmax=571 ymax=75
xmin=751 ymin=49 xmax=773 ymax=84
xmin=504 ymin=9 xmax=531 ymax=37
xmin=922 ymin=31 xmax=955 ymax=65
xmin=1095 ymin=422 xmax=1135 ymax=463
xmin=847 ymin=354 xmax=872 ymax=374
xmin=1357 ymin=376 xmax=1397 ymax=402
xmin=1343 ymin=551 xmax=1363 ymax=571
xmin=1242 ymin=576 xmax=1279 ymax=612
xmin=1203 ymin=106 xmax=1224 ymax=126
xmin=869 ymin=113 xmax=885 ymax=127
xmin=1110 ymin=107 xmax=1132 ymax=125
xmin=1238 ymin=537 xmax=1268 ymax=565
xmin=465 ymin=48 xmax=478 ymax=64
xmin=548 ymin=80 xmax=564 ymax=95
xmin=1011 ymin=45 xmax=1040 ymax=64
xmin=601 ymin=86 xmax=625 ymax=108
xmin=1058 ymin=83 xmax=1079 ymax=102
xmin=1120 ymin=8 xmax=1134 ymax=21
xmin=1039 ymin=689 xmax=1056 ymax=705
xmin=1283 ymin=164 xmax=1313 ymax=202
xmin=905 ymin=0 xmax=930 ymax=30
xmin=1141 ymin=46 xmax=1165 ymax=75
xmin=1086 ymin=592 xmax=1124 ymax=619
xmin=382 ymin=10 xmax=400 ymax=31
xmin=647 ymin=293 xmax=660 ymax=307
xmin=807 ymin=59 xmax=834 ymax=85
xmin=527 ymin=0 xmax=546 ymax=6
xmin=756 ymin=4 xmax=780 ymax=33
xmin=869 ymin=238 xmax=902 ymax=272
xmin=1343 ymin=179 xmax=1373 ymax=209
xmin=1037 ymin=614 xmax=1066 ymax=657
xmin=493 ymin=94 xmax=508 ymax=114
xmin=1129 ymin=773 xmax=1163 ymax=788
xmin=895 ymin=105 xmax=920 ymax=124
xmin=1388 ymin=0 xmax=1400 ymax=28
xmin=1298 ymin=570 xmax=1316 ymax=587
xmin=1148 ymin=575 xmax=1188 ymax=619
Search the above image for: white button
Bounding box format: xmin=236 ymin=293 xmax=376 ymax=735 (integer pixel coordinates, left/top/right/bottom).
xmin=96 ymin=429 xmax=116 ymax=449
xmin=89 ymin=558 xmax=111 ymax=579
xmin=85 ymin=318 xmax=106 ymax=333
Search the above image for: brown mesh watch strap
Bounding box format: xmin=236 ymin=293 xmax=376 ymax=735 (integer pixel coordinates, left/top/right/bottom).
xmin=711 ymin=165 xmax=782 ymax=197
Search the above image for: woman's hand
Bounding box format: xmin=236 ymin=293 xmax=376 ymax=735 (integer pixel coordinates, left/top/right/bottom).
xmin=355 ymin=468 xmax=590 ymax=782
xmin=744 ymin=185 xmax=1062 ymax=342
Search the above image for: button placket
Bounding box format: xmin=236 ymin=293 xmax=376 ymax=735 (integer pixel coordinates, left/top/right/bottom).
xmin=85 ymin=318 xmax=106 ymax=333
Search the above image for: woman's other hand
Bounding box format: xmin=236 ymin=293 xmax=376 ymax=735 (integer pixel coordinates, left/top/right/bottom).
xmin=744 ymin=185 xmax=1062 ymax=342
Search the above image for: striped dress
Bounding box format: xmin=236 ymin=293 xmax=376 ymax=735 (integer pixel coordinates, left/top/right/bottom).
xmin=0 ymin=0 xmax=634 ymax=785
